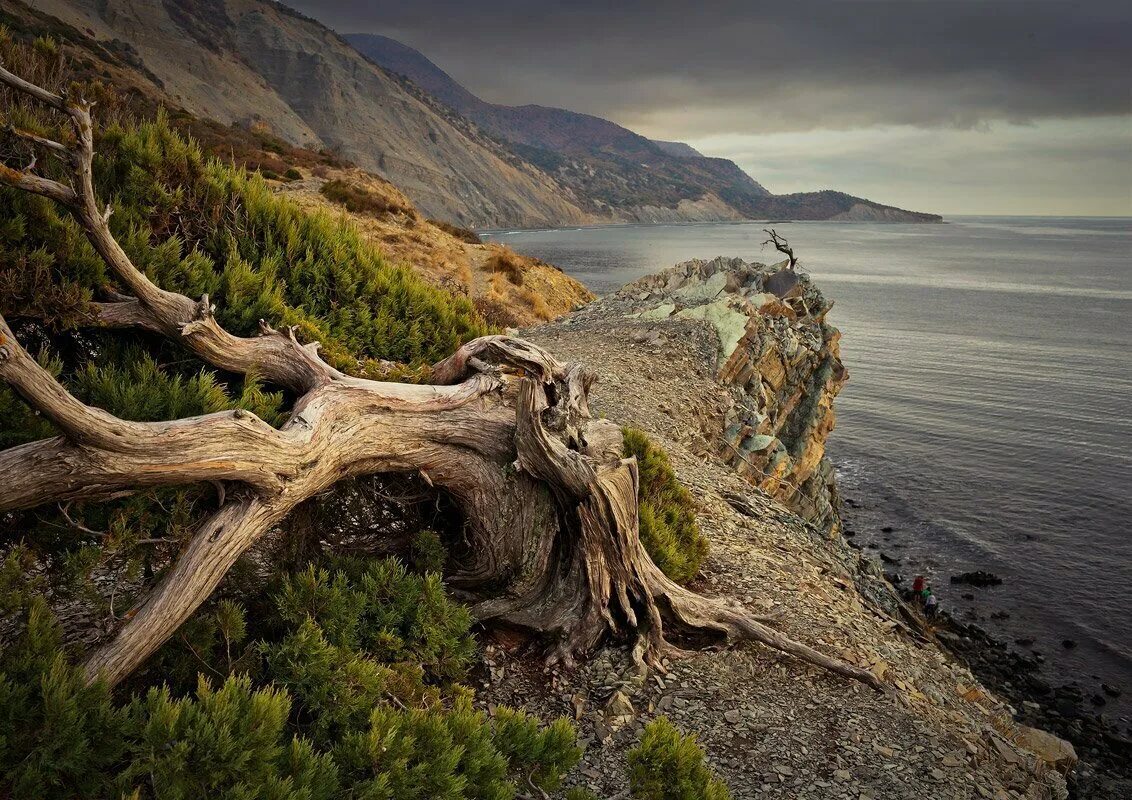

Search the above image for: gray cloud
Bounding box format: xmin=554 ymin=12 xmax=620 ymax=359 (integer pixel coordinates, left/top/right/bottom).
xmin=286 ymin=0 xmax=1131 ymax=133
xmin=282 ymin=0 xmax=1131 ymax=214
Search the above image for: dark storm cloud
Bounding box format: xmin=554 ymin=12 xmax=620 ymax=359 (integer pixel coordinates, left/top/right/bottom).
xmin=284 ymin=0 xmax=1131 ymax=133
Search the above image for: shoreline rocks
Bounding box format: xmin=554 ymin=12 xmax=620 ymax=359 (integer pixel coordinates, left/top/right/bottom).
xmin=877 ymin=560 xmax=1132 ymax=798
xmin=950 ymin=571 xmax=1003 ymax=588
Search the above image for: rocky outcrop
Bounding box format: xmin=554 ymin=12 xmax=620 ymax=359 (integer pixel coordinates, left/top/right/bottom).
xmin=513 ymin=270 xmax=1073 ymax=799
xmin=557 ymin=256 xmax=847 ymax=532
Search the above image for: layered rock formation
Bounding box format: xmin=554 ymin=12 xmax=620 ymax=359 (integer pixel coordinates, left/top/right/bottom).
xmin=556 ymin=256 xmax=848 ymax=532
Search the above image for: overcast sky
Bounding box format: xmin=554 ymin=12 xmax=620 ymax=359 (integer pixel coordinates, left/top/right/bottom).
xmin=287 ymin=1 xmax=1131 ymax=216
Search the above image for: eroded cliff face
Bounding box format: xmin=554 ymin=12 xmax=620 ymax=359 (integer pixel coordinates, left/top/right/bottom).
xmin=560 ymin=256 xmax=847 ymax=533
xmin=31 ymin=0 xmax=595 ymax=229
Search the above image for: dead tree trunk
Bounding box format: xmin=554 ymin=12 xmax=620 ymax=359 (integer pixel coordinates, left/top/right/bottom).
xmin=0 ymin=65 xmax=883 ymax=692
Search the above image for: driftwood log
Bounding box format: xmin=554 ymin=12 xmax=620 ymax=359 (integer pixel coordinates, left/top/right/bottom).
xmin=0 ymin=65 xmax=882 ymax=692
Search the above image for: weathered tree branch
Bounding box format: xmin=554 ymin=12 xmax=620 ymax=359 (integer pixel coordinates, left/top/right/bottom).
xmin=83 ymin=495 xmax=286 ymax=683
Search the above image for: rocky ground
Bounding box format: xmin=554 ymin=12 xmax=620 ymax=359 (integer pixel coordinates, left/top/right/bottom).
xmin=469 ymin=259 xmax=1078 ymax=799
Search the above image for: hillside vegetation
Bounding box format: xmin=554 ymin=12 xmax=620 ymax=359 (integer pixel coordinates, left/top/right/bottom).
xmin=279 ymin=166 xmax=593 ymax=327
xmin=0 ymin=34 xmax=734 ymax=799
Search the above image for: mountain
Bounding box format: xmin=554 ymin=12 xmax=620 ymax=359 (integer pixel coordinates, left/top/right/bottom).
xmin=26 ymin=0 xmax=592 ymax=228
xmin=651 ymin=140 xmax=704 ymax=158
xmin=0 ymin=0 xmax=592 ymax=323
xmin=348 ymin=33 xmax=941 ymax=224
xmin=16 ymin=0 xmax=940 ymax=226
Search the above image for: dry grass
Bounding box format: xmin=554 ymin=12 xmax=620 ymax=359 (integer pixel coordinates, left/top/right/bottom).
xmin=428 ymin=219 xmax=482 ymax=244
xmin=320 ymin=179 xmax=415 ymax=217
xmin=482 ymin=249 xmax=525 ymax=286
xmin=473 ymin=295 xmax=523 ymax=328
xmin=520 ymin=288 xmax=554 ymax=321
xmin=273 ymin=168 xmax=593 ymax=327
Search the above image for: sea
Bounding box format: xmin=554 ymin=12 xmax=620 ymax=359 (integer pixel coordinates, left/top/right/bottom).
xmin=483 ymin=216 xmax=1132 ymax=716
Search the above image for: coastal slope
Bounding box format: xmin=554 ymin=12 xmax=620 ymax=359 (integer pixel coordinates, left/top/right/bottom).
xmin=493 ymin=257 xmax=1071 ymax=798
xmin=29 ymin=0 xmax=594 ymax=228
xmin=0 ymin=0 xmax=592 ymax=323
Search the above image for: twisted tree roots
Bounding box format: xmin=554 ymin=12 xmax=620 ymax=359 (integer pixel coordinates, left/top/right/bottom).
xmin=0 ymin=63 xmax=883 ymax=692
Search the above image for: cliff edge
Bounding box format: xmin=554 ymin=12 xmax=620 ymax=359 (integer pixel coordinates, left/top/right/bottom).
xmin=478 ymin=258 xmax=1077 ymax=799
xmin=552 ymin=256 xmax=847 ymax=533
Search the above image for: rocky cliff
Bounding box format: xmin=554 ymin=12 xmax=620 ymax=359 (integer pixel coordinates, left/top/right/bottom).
xmin=547 ymin=256 xmax=847 ymax=533
xmin=511 ymin=262 xmax=1075 ymax=799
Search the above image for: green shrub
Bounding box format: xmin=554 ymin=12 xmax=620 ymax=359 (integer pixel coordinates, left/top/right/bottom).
xmin=272 ymin=558 xmax=475 ymax=683
xmin=0 ymin=599 xmax=127 ymax=799
xmin=490 ymin=708 xmax=581 ymax=793
xmin=1 ymin=113 xmax=488 ymax=369
xmin=410 ymin=528 xmax=448 ymax=574
xmin=119 ymin=676 xmax=340 ymax=800
xmin=627 ymin=717 xmax=731 ymax=800
xmin=283 ymin=167 xmax=303 ymax=180
xmin=334 ymin=697 xmax=580 ymax=800
xmin=0 ymin=567 xmax=582 ymax=800
xmin=622 ymin=429 xmax=708 ymax=583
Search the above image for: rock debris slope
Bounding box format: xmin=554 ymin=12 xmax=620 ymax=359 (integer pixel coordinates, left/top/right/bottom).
xmin=477 ymin=259 xmax=1076 ymax=799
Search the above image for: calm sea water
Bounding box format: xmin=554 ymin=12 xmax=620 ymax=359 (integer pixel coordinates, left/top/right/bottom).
xmin=484 ymin=217 xmax=1132 ymax=712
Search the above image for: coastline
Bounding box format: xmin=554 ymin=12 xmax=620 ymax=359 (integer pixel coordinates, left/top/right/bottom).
xmin=840 ymin=505 xmax=1132 ymax=798
xmin=487 ymin=218 xmax=1132 ymax=796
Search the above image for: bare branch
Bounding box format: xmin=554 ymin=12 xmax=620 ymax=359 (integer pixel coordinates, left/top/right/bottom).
xmin=0 ymin=314 xmax=140 ymax=448
xmin=83 ymin=496 xmax=288 ymax=685
xmin=3 ymin=121 xmax=69 ymax=156
xmin=0 ymin=161 xmax=77 ymax=204
xmin=57 ymin=501 xmax=105 ymax=536
xmin=0 ymin=63 xmax=70 ymax=112
xmin=762 ymin=228 xmax=798 ymax=269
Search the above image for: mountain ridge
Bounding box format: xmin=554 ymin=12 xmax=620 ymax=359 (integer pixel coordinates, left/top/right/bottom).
xmin=28 ymin=0 xmax=595 ymax=228
xmin=347 ymin=32 xmax=942 ymax=224
xmin=16 ymin=0 xmax=941 ymax=227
